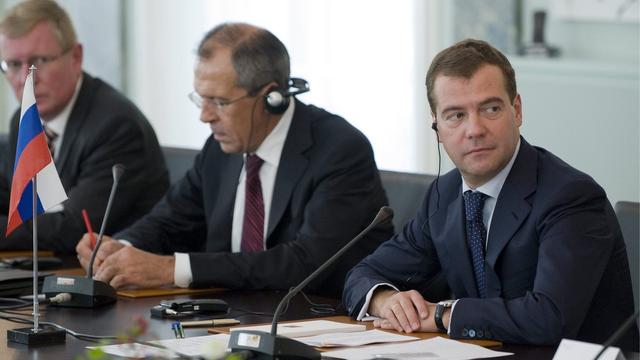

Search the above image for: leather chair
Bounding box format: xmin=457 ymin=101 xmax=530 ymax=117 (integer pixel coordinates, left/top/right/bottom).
xmin=161 ymin=146 xmax=199 ymax=184
xmin=615 ymin=201 xmax=639 ymax=311
xmin=378 ymin=169 xmax=435 ymax=233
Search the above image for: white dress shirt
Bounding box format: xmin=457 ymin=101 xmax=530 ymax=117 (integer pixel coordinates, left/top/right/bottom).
xmin=42 ymin=76 xmax=83 ymax=161
xmin=173 ymin=100 xmax=295 ymax=287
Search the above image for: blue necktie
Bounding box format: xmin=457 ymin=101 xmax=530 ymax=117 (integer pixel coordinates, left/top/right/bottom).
xmin=463 ymin=190 xmax=488 ymax=298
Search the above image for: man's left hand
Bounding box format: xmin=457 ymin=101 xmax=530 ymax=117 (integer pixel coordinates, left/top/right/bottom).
xmin=93 ymin=246 xmax=175 ymax=289
xmin=374 ymin=302 xmax=449 ymax=333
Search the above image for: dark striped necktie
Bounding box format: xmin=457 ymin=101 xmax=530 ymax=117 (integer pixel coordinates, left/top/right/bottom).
xmin=463 ymin=190 xmax=488 ymax=298
xmin=241 ymin=154 xmax=265 ymax=253
xmin=43 ymin=125 xmax=58 ymax=159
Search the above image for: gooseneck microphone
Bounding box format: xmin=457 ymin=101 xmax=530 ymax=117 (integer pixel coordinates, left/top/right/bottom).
xmin=88 ymin=163 xmax=125 ymax=278
xmin=41 ymin=164 xmax=125 ymax=308
xmin=228 ymin=206 xmax=394 ymax=359
xmin=594 ymin=309 xmax=639 ymax=359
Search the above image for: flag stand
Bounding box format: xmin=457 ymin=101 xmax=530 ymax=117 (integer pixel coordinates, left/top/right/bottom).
xmin=7 ymin=66 xmax=65 ymax=346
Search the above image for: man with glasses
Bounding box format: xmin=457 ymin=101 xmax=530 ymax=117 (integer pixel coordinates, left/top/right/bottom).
xmin=0 ymin=0 xmax=169 ymax=252
xmin=343 ymin=39 xmax=638 ymax=350
xmin=75 ymin=22 xmax=391 ymax=296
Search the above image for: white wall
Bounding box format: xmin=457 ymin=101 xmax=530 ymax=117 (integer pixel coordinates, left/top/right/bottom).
xmin=124 ymin=0 xmax=443 ymax=174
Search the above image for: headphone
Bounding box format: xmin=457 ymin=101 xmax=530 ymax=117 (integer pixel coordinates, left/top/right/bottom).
xmin=264 ymin=77 xmax=310 ymax=114
xmin=431 ymin=122 xmax=438 ymax=132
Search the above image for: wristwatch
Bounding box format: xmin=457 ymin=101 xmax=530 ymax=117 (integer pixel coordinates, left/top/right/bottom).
xmin=434 ymin=299 xmax=455 ymax=332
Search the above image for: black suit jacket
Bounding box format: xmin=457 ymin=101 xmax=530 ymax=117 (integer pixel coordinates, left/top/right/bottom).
xmin=118 ymin=100 xmax=392 ymax=296
xmin=0 ymin=73 xmax=169 ymax=253
xmin=344 ymin=138 xmax=638 ymax=350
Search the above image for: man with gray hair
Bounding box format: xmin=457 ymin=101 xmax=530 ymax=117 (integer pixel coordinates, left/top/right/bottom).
xmin=76 ymin=22 xmax=392 ymax=296
xmin=0 ymin=0 xmax=169 ymax=252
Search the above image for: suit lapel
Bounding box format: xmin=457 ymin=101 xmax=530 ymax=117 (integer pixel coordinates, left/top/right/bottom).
xmin=485 ymin=139 xmax=536 ymax=267
xmin=267 ymin=101 xmax=311 ymax=238
xmin=442 ymin=190 xmax=479 ymax=297
xmin=209 ymin=153 xmax=244 ymax=247
xmin=56 ymin=73 xmax=93 ymax=172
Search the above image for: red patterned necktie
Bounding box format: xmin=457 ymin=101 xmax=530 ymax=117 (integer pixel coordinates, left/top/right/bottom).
xmin=241 ymin=154 xmax=265 ymax=252
xmin=43 ymin=125 xmax=58 ymax=159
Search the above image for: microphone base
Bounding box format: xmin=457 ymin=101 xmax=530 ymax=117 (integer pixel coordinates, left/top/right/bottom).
xmin=42 ymin=275 xmax=116 ymax=308
xmin=7 ymin=326 xmax=66 ymax=346
xmin=229 ymin=330 xmax=320 ymax=359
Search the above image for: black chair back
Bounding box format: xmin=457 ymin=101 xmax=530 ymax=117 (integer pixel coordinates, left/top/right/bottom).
xmin=161 ymin=146 xmax=199 ymax=184
xmin=379 ymin=169 xmax=435 ymax=233
xmin=615 ymin=201 xmax=639 ymax=311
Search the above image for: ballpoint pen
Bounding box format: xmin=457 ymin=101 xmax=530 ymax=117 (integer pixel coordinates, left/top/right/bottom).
xmin=179 ymin=318 xmax=240 ymax=328
xmin=81 ymin=209 xmax=97 ymax=249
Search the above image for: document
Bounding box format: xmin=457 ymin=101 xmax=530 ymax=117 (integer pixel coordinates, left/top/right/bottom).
xmin=230 ymin=319 xmax=366 ymax=338
xmin=297 ymin=329 xmax=418 ymax=347
xmin=88 ymin=334 xmax=230 ymax=358
xmin=322 ymin=336 xmax=513 ymax=360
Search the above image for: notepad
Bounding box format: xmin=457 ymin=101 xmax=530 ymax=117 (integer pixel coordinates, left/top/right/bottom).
xmin=229 ymin=320 xmax=366 ymax=338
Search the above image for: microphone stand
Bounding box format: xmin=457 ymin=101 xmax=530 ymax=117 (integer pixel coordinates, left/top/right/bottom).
xmin=41 ymin=164 xmax=125 ymax=308
xmin=228 ymin=206 xmax=394 ymax=359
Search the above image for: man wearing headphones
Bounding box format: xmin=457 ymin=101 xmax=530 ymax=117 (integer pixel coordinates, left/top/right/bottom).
xmin=76 ymin=22 xmax=392 ymax=296
xmin=343 ymin=39 xmax=638 ymax=350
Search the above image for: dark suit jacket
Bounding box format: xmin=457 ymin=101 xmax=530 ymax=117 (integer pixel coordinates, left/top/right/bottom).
xmin=344 ymin=138 xmax=639 ymax=350
xmin=0 ymin=73 xmax=169 ymax=253
xmin=118 ymin=100 xmax=392 ymax=296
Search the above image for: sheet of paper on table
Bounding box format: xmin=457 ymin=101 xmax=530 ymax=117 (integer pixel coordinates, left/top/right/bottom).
xmin=297 ymin=329 xmax=418 ymax=347
xmin=88 ymin=334 xmax=230 ymax=358
xmin=322 ymin=336 xmax=513 ymax=360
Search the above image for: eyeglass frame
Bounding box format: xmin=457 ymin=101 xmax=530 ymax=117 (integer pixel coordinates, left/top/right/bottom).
xmin=188 ymin=91 xmax=254 ymax=112
xmin=0 ymin=48 xmax=72 ymax=75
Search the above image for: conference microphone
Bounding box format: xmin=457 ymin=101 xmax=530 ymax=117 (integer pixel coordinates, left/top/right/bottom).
xmin=42 ymin=164 xmax=125 ymax=308
xmin=228 ymin=206 xmax=394 ymax=359
xmin=593 ymin=309 xmax=639 ymax=359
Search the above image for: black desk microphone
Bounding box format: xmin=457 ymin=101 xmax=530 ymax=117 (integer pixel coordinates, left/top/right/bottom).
xmin=41 ymin=164 xmax=125 ymax=308
xmin=228 ymin=206 xmax=394 ymax=359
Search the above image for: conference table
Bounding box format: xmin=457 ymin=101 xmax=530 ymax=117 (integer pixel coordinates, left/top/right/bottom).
xmin=0 ymin=259 xmax=636 ymax=359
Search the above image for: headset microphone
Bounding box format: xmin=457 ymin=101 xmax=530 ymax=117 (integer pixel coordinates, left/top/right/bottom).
xmin=264 ymin=77 xmax=310 ymax=114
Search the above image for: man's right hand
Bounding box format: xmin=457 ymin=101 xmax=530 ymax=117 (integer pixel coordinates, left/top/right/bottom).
xmin=369 ymin=289 xmax=430 ymax=333
xmin=76 ymin=233 xmax=124 ymax=275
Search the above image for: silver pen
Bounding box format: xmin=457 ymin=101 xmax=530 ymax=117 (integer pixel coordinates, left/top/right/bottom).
xmin=179 ymin=318 xmax=240 ymax=328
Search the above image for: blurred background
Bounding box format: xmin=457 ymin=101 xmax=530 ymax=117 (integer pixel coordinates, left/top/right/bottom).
xmin=0 ymin=0 xmax=638 ymax=204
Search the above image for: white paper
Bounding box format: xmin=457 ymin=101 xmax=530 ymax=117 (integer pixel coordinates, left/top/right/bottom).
xmin=88 ymin=334 xmax=230 ymax=359
xmin=297 ymin=329 xmax=418 ymax=347
xmin=552 ymin=339 xmax=625 ymax=360
xmin=230 ymin=320 xmax=366 ymax=338
xmin=322 ymin=336 xmax=513 ymax=360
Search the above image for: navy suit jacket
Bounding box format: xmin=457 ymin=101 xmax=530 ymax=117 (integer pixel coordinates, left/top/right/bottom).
xmin=118 ymin=100 xmax=392 ymax=296
xmin=0 ymin=73 xmax=169 ymax=253
xmin=344 ymin=138 xmax=638 ymax=350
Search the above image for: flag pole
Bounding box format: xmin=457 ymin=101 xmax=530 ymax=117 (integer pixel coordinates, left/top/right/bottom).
xmin=29 ymin=65 xmax=40 ymax=333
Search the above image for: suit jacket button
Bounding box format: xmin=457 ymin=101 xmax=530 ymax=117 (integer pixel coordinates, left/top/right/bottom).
xmin=468 ymin=329 xmax=476 ymax=338
xmin=485 ymin=330 xmax=492 ymax=338
xmin=476 ymin=330 xmax=484 ymax=338
xmin=462 ymin=328 xmax=469 ymax=337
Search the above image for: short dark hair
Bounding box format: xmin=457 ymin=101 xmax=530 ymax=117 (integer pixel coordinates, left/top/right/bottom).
xmin=425 ymin=39 xmax=517 ymax=113
xmin=197 ymin=22 xmax=290 ymax=95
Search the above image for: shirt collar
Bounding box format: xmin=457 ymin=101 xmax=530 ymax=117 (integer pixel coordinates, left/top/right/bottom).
xmin=462 ymin=138 xmax=521 ymax=199
xmin=42 ymin=76 xmax=83 ymax=135
xmin=252 ymin=99 xmax=295 ymax=167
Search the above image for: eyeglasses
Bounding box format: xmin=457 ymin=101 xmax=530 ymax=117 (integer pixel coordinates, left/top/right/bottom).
xmin=188 ymin=91 xmax=252 ymax=112
xmin=0 ymin=49 xmax=71 ymax=75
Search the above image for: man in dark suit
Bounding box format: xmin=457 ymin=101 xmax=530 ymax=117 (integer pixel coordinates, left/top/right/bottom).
xmin=343 ymin=39 xmax=638 ymax=350
xmin=0 ymin=0 xmax=169 ymax=253
xmin=76 ymin=22 xmax=391 ymax=296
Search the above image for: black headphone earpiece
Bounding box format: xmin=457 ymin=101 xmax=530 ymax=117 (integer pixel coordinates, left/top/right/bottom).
xmin=431 ymin=122 xmax=438 ymax=132
xmin=263 ymin=78 xmax=310 ymax=115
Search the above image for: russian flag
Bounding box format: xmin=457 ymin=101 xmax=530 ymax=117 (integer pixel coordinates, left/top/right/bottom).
xmin=6 ymin=70 xmax=67 ymax=236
